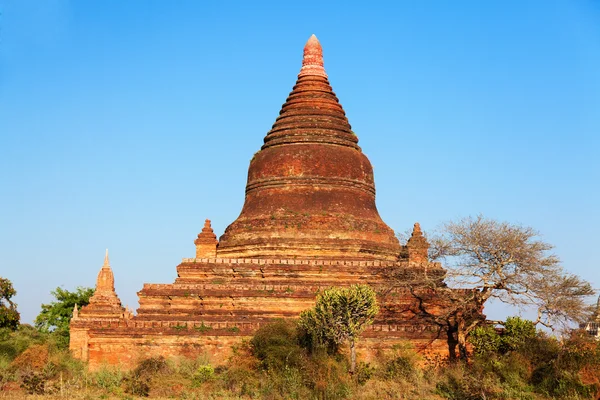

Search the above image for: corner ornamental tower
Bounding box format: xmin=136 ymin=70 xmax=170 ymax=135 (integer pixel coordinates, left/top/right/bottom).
xmin=217 ymin=35 xmax=401 ymax=260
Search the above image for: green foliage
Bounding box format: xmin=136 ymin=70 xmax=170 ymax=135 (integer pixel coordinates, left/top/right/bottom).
xmin=299 ymin=284 xmax=378 ymax=373
xmin=354 ymin=361 xmax=374 ymax=385
xmin=94 ymin=365 xmax=123 ymax=392
xmin=251 ymin=319 xmax=305 ymax=371
xmin=192 ymin=364 xmax=214 ymax=386
xmin=299 ymin=285 xmax=378 ymax=350
xmin=0 ymin=324 xmax=49 ymax=364
xmin=34 ymin=286 xmax=94 ymax=347
xmin=194 ymin=321 xmax=212 ymax=332
xmin=122 ymin=356 xmax=171 ymax=396
xmin=0 ymin=277 xmax=20 ymax=330
xmin=470 ymin=325 xmax=502 ymax=356
xmin=384 ymin=356 xmax=417 ymax=381
xmin=501 ymin=316 xmax=537 ymax=352
xmin=470 ymin=317 xmax=537 ymax=357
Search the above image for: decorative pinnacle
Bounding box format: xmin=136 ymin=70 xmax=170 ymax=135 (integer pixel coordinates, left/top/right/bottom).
xmin=103 ymin=249 xmax=110 ymax=268
xmin=196 ymin=219 xmax=218 ymax=244
xmin=412 ymin=223 xmax=423 ymax=237
xmin=299 ymin=34 xmax=327 ymax=78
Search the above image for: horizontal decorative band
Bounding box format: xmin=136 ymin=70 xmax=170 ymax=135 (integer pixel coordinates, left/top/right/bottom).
xmin=245 ymin=175 xmax=375 ymax=195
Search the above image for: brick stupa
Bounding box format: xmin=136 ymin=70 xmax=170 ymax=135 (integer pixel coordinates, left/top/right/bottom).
xmin=71 ymin=35 xmax=459 ymax=369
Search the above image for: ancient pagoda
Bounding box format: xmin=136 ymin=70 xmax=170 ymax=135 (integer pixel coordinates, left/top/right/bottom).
xmin=71 ymin=35 xmax=455 ymax=369
xmin=582 ymin=295 xmax=600 ymax=339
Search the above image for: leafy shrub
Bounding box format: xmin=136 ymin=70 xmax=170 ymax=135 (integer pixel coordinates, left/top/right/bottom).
xmin=192 ymin=364 xmax=214 ymax=386
xmin=121 ymin=356 xmax=171 ymax=397
xmin=94 ymin=365 xmax=123 ymax=392
xmin=385 ymin=355 xmax=417 ymax=381
xmin=355 ymin=361 xmax=374 ymax=385
xmin=435 ymin=363 xmax=497 ymax=400
xmin=222 ymin=366 xmax=259 ymax=397
xmin=0 ymin=324 xmax=48 ymax=363
xmin=250 ymin=319 xmax=305 ymax=371
xmin=470 ymin=317 xmax=537 ymax=358
xmin=470 ymin=325 xmax=501 ymax=356
xmin=501 ymin=317 xmax=536 ymax=353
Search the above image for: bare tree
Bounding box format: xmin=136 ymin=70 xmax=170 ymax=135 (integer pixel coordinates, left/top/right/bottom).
xmin=392 ymin=216 xmax=595 ymax=360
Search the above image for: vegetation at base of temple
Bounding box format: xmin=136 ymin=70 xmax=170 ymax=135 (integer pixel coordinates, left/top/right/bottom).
xmin=0 ymin=277 xmax=20 ymax=330
xmin=394 ymin=215 xmax=595 ymax=361
xmin=299 ymin=284 xmax=378 ymax=374
xmin=34 ymin=286 xmax=94 ymax=348
xmin=1 ymin=318 xmax=600 ymax=399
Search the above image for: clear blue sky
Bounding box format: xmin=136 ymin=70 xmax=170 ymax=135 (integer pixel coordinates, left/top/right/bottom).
xmin=1 ymin=0 xmax=599 ymax=324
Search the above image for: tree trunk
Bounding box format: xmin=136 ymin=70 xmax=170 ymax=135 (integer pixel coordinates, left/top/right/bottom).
xmin=456 ymin=318 xmax=469 ymax=361
xmin=447 ymin=324 xmax=459 ymax=361
xmin=457 ymin=329 xmax=469 ymax=361
xmin=349 ymin=339 xmax=356 ymax=374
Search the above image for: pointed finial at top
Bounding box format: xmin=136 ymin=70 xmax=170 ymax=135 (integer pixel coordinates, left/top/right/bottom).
xmin=103 ymin=249 xmax=110 ymax=268
xmin=412 ymin=223 xmax=423 ymax=237
xmin=299 ymin=34 xmax=327 ymax=78
xmin=204 ymin=219 xmax=211 ymax=229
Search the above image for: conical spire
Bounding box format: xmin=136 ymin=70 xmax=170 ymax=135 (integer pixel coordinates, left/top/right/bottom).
xmin=195 ymin=219 xmax=218 ymax=258
xmin=260 ymin=34 xmax=358 ymax=150
xmin=96 ymin=249 xmax=115 ymax=293
xmin=103 ymin=249 xmax=110 ymax=268
xmin=216 ymin=35 xmax=401 ymax=260
xmin=197 ymin=219 xmax=217 ymax=241
xmin=412 ymin=223 xmax=423 ymax=237
xmin=299 ymin=34 xmax=327 ymax=78
xmin=76 ymin=250 xmax=125 ymax=319
xmin=406 ymin=222 xmax=429 ymax=262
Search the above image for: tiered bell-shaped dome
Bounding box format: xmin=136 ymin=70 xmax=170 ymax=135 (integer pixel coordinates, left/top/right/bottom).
xmin=217 ymin=35 xmax=401 ymax=260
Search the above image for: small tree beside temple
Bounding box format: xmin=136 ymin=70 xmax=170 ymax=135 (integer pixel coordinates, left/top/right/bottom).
xmin=299 ymin=284 xmax=379 ymax=374
xmin=35 ymin=286 xmax=94 ymax=347
xmin=0 ymin=277 xmax=20 ymax=330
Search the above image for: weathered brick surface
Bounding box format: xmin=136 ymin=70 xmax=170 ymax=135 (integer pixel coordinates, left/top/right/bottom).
xmin=72 ymin=254 xmax=457 ymax=370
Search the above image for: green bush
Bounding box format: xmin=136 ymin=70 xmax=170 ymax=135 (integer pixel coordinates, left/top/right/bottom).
xmin=355 ymin=361 xmax=374 ymax=385
xmin=501 ymin=317 xmax=536 ymax=353
xmin=0 ymin=324 xmax=48 ymax=363
xmin=250 ymin=319 xmax=305 ymax=371
xmin=94 ymin=365 xmax=123 ymax=393
xmin=384 ymin=356 xmax=417 ymax=381
xmin=192 ymin=364 xmax=214 ymax=386
xmin=470 ymin=325 xmax=501 ymax=356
